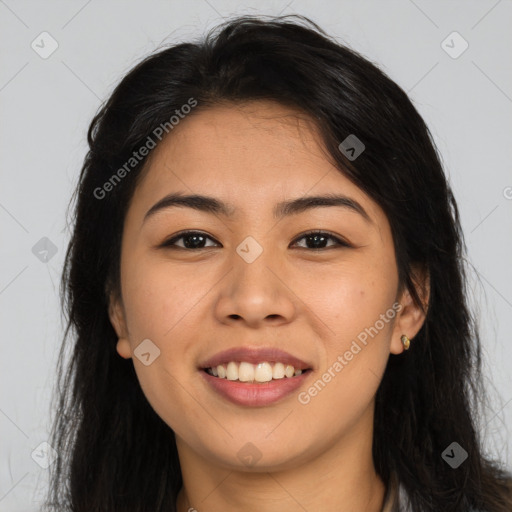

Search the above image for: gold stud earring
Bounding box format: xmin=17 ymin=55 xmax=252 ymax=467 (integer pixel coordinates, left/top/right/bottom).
xmin=401 ymin=334 xmax=411 ymax=351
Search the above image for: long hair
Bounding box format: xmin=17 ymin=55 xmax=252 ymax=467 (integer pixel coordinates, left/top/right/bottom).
xmin=45 ymin=14 xmax=512 ymax=511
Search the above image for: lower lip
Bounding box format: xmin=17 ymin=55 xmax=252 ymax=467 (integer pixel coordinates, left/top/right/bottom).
xmin=200 ymin=370 xmax=311 ymax=407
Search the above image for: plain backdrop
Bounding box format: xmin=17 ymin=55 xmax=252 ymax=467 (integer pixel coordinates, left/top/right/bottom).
xmin=1 ymin=1 xmax=511 ymax=509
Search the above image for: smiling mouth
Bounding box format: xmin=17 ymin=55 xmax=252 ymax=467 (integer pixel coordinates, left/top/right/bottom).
xmin=203 ymin=361 xmax=312 ymax=383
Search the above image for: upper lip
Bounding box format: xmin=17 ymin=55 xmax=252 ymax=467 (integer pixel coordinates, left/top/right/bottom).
xmin=199 ymin=346 xmax=312 ymax=371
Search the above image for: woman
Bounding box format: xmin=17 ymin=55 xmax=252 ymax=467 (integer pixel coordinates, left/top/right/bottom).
xmin=46 ymin=14 xmax=512 ymax=512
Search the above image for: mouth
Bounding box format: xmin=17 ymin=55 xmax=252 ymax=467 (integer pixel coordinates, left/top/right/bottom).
xmin=203 ymin=361 xmax=312 ymax=383
xmin=199 ymin=347 xmax=313 ymax=406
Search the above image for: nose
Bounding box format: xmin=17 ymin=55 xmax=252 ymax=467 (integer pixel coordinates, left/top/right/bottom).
xmin=213 ymin=244 xmax=297 ymax=328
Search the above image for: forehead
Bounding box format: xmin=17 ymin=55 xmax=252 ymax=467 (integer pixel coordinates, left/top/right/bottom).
xmin=144 ymin=100 xmax=330 ymax=180
xmin=129 ymin=101 xmax=384 ymax=225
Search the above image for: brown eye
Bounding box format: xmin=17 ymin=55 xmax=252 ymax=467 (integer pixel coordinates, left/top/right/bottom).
xmin=160 ymin=230 xmax=351 ymax=251
xmin=160 ymin=231 xmax=220 ymax=250
xmin=291 ymin=230 xmax=351 ymax=250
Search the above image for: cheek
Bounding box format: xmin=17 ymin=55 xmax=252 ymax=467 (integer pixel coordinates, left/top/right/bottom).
xmin=121 ymin=252 xmax=206 ymax=342
xmin=295 ymin=283 xmax=397 ymax=441
xmin=120 ymin=256 xmax=209 ymax=434
xmin=294 ymin=253 xmax=398 ymax=340
xmin=296 ymin=252 xmax=398 ymax=404
xmin=119 ymin=254 xmax=208 ymax=411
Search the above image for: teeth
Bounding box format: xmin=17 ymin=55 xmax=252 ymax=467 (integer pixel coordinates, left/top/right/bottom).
xmin=238 ymin=362 xmax=254 ymax=382
xmin=206 ymin=361 xmax=307 ymax=382
xmin=272 ymin=362 xmax=285 ymax=379
xmin=226 ymin=361 xmax=238 ymax=381
xmin=254 ymin=362 xmax=273 ymax=382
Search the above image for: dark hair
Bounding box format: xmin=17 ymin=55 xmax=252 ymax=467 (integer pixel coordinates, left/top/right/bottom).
xmin=46 ymin=13 xmax=512 ymax=512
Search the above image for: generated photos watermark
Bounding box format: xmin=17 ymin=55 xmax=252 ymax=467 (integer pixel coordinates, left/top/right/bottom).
xmin=93 ymin=97 xmax=198 ymax=200
xmin=297 ymin=301 xmax=403 ymax=405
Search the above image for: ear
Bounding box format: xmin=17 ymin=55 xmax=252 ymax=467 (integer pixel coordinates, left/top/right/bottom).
xmin=390 ymin=264 xmax=430 ymax=355
xmin=108 ymin=292 xmax=132 ymax=359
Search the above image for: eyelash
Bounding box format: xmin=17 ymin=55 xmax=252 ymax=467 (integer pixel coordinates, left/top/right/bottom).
xmin=160 ymin=230 xmax=351 ymax=251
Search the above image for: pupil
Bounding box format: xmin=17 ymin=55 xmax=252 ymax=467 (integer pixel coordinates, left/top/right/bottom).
xmin=184 ymin=234 xmax=204 ymax=249
xmin=308 ymin=234 xmax=326 ymax=249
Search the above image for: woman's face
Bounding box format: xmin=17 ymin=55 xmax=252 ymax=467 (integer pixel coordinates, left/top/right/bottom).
xmin=109 ymin=100 xmax=425 ymax=471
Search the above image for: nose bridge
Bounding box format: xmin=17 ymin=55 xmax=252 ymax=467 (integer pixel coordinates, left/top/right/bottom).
xmin=235 ymin=233 xmax=267 ymax=266
xmin=215 ymin=232 xmax=295 ymax=325
xmin=232 ymin=233 xmax=278 ymax=295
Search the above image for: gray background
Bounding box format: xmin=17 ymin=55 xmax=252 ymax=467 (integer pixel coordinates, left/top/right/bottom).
xmin=1 ymin=0 xmax=511 ymax=509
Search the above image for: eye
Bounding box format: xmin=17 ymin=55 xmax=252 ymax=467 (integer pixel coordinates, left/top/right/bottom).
xmin=160 ymin=230 xmax=351 ymax=251
xmin=160 ymin=231 xmax=220 ymax=250
xmin=290 ymin=230 xmax=351 ymax=250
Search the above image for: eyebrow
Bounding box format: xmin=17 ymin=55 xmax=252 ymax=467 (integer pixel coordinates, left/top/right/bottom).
xmin=143 ymin=192 xmax=372 ymax=224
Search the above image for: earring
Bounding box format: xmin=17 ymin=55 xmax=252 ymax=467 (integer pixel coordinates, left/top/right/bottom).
xmin=401 ymin=334 xmax=411 ymax=351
